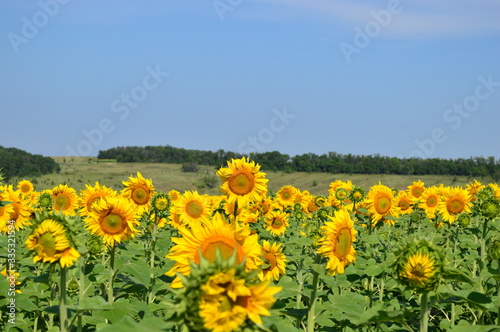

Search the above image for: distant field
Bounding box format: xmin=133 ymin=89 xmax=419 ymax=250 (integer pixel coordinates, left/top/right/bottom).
xmin=7 ymin=156 xmax=498 ymax=195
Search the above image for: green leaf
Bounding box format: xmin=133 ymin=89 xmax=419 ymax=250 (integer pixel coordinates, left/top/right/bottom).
xmin=364 ymin=264 xmax=384 ymax=277
xmin=75 ymin=296 xmax=113 ymax=311
xmin=454 ymin=290 xmax=493 ymax=311
xmin=450 ymin=325 xmax=500 ymax=332
xmin=120 ymin=259 xmax=151 ymax=287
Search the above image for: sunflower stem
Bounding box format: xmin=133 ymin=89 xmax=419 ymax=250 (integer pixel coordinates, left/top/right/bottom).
xmin=148 ymin=222 xmax=157 ymax=304
xmin=108 ymin=244 xmax=116 ymax=303
xmin=307 ymin=268 xmax=320 ymax=332
xmin=77 ymin=257 xmax=86 ymax=332
xmin=59 ymin=266 xmax=68 ymax=332
xmin=497 ymin=261 xmax=500 ymax=326
xmin=419 ymin=292 xmax=429 ymax=332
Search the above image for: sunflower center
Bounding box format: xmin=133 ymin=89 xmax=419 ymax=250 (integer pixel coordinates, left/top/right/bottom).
xmin=447 ymin=198 xmax=465 ymax=215
xmin=374 ymin=195 xmax=391 ymax=214
xmin=263 ymin=252 xmax=277 ymax=271
xmin=185 ymin=200 xmax=203 ymax=219
xmin=410 ymin=263 xmax=427 ymax=279
xmin=271 ymin=217 xmax=283 ymax=229
xmin=234 ymin=295 xmax=251 ymax=309
xmin=426 ymin=196 xmax=438 ymax=208
xmin=228 ymin=170 xmax=255 ymax=196
xmin=197 ymin=236 xmax=243 ymax=264
xmin=101 ymin=213 xmax=126 ymax=235
xmin=412 ymin=187 xmax=423 ymax=198
xmin=40 ymin=233 xmax=57 ymax=257
xmin=335 ymin=227 xmax=352 ymax=259
xmin=54 ymin=194 xmax=70 ymax=212
xmin=131 ymin=186 xmax=149 ymax=205
xmin=20 ymin=184 xmax=31 ymax=194
xmin=399 ymin=199 xmax=411 ymax=210
xmin=154 ymin=197 xmax=169 ymax=211
xmin=281 ymin=191 xmax=292 ymax=201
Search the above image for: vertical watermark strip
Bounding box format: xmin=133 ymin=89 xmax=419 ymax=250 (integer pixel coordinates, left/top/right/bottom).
xmin=6 ymin=219 xmax=17 ymax=325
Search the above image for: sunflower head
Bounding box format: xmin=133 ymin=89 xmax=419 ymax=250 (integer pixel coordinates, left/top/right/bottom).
xmin=121 ymin=171 xmax=155 ymax=215
xmin=171 ymin=248 xmax=281 ymax=332
xmin=349 ymin=186 xmax=366 ymax=204
xmin=17 ymin=180 xmax=34 ymax=196
xmin=37 ymin=191 xmax=53 ymax=210
xmin=151 ymin=192 xmax=171 ymax=218
xmin=216 ymin=157 xmax=269 ymax=208
xmin=393 ymin=238 xmax=444 ymax=292
xmin=25 ymin=213 xmax=80 ymax=268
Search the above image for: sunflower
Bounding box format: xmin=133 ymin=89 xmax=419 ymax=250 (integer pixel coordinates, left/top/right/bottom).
xmin=151 ymin=192 xmax=171 ymax=219
xmin=408 ymin=180 xmax=425 ymax=200
xmin=395 ymin=190 xmax=413 ymax=215
xmin=365 ymin=183 xmax=400 ymax=225
xmin=17 ymin=180 xmax=34 ymax=196
xmin=25 ymin=219 xmax=80 ymax=268
xmin=0 ymin=185 xmax=32 ymax=233
xmin=394 ymin=239 xmax=444 ymax=292
xmin=216 ymin=157 xmax=268 ymax=208
xmin=466 ymin=180 xmax=484 ymax=201
xmin=328 ymin=180 xmax=354 ymax=207
xmin=419 ymin=186 xmax=441 ymax=219
xmin=238 ymin=209 xmax=260 ymax=224
xmin=85 ymin=195 xmax=140 ymax=247
xmin=121 ymin=171 xmax=155 ymax=215
xmin=79 ymin=182 xmax=117 ymax=218
xmin=174 ymin=191 xmax=211 ymax=226
xmin=437 ymin=187 xmax=472 ymax=224
xmin=317 ymin=209 xmax=357 ymax=275
xmin=259 ymin=240 xmax=287 ymax=281
xmin=50 ymin=184 xmax=79 ymax=216
xmin=199 ymin=269 xmax=281 ymax=331
xmin=264 ymin=210 xmax=289 ymax=236
xmin=166 ymin=213 xmax=262 ymax=288
xmin=275 ymin=185 xmax=298 ymax=208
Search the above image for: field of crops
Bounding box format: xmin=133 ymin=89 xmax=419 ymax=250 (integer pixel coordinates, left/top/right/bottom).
xmin=1 ymin=157 xmax=500 ymax=332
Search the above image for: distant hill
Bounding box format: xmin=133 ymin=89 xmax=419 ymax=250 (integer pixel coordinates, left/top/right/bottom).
xmin=0 ymin=146 xmax=61 ymax=181
xmin=98 ymin=145 xmax=500 ymax=180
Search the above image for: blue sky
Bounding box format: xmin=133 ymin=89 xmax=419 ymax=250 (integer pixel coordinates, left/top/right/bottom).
xmin=1 ymin=0 xmax=499 ymax=160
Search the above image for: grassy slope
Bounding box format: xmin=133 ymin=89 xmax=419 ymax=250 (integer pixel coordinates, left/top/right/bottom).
xmin=6 ymin=156 xmax=498 ymax=195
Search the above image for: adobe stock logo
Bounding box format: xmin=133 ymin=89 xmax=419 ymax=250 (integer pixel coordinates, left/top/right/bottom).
xmin=7 ymin=0 xmax=71 ymax=54
xmin=339 ymin=0 xmax=408 ymax=63
xmin=409 ymin=74 xmax=499 ymax=158
xmin=65 ymin=65 xmax=169 ymax=157
xmin=237 ymin=107 xmax=296 ymax=155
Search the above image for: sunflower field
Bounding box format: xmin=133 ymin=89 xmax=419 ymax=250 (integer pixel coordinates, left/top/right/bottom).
xmin=1 ymin=157 xmax=500 ymax=332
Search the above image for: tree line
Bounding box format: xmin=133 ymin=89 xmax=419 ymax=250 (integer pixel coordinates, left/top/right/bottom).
xmin=0 ymin=146 xmax=61 ymax=181
xmin=97 ymin=145 xmax=500 ymax=180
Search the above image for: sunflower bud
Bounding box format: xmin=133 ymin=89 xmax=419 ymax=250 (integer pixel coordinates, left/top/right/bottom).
xmin=480 ymin=200 xmax=500 ymax=220
xmin=488 ymin=238 xmax=500 ymax=261
xmin=349 ymin=186 xmax=366 ymax=203
xmin=38 ymin=192 xmax=53 ymax=210
xmin=393 ymin=238 xmax=444 ymax=292
xmin=457 ymin=213 xmax=471 ymax=227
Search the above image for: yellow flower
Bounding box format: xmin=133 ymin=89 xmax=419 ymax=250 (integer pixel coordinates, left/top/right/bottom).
xmin=275 ymin=185 xmax=298 ymax=208
xmin=25 ymin=219 xmax=80 ymax=268
xmin=174 ymin=191 xmax=211 ymax=227
xmin=437 ymin=187 xmax=472 ymax=223
xmin=216 ymin=157 xmax=268 ymax=208
xmin=17 ymin=180 xmax=34 ymax=196
xmin=365 ymin=183 xmax=400 ymax=225
xmin=396 ymin=190 xmax=413 ymax=215
xmin=408 ymin=180 xmax=425 ymax=200
xmin=0 ymin=185 xmax=32 ymax=233
xmin=259 ymin=240 xmax=287 ymax=281
xmin=328 ymin=180 xmax=354 ymax=207
xmin=79 ymin=182 xmax=117 ymax=218
xmin=121 ymin=171 xmax=155 ymax=215
xmin=166 ymin=213 xmax=262 ymax=288
xmin=418 ymin=186 xmax=441 ymax=219
xmin=317 ymin=209 xmax=357 ymax=275
xmin=85 ymin=195 xmax=140 ymax=247
xmin=50 ymin=184 xmax=79 ymax=216
xmin=264 ymin=210 xmax=289 ymax=236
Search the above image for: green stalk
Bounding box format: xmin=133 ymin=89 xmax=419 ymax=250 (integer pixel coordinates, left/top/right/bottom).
xmin=419 ymin=292 xmax=429 ymax=332
xmin=108 ymin=244 xmax=116 ymax=303
xmin=148 ymin=222 xmax=158 ymax=304
xmin=306 ymin=268 xmax=320 ymax=332
xmin=497 ymin=261 xmax=500 ymax=326
xmin=59 ymin=267 xmax=68 ymax=332
xmin=77 ymin=258 xmax=86 ymax=332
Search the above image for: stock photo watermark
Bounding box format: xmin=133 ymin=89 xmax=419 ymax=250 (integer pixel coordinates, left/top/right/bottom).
xmin=7 ymin=0 xmax=71 ymax=54
xmin=6 ymin=219 xmax=17 ymax=325
xmin=65 ymin=65 xmax=169 ymax=157
xmin=409 ymin=74 xmax=500 ymax=159
xmin=237 ymin=107 xmax=296 ymax=155
xmin=339 ymin=0 xmax=408 ymax=63
xmin=213 ymin=0 xmax=243 ymax=21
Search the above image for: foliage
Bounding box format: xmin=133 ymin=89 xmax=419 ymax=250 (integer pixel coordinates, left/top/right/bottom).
xmin=0 ymin=146 xmax=60 ymax=181
xmin=98 ymin=145 xmax=500 ymax=178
